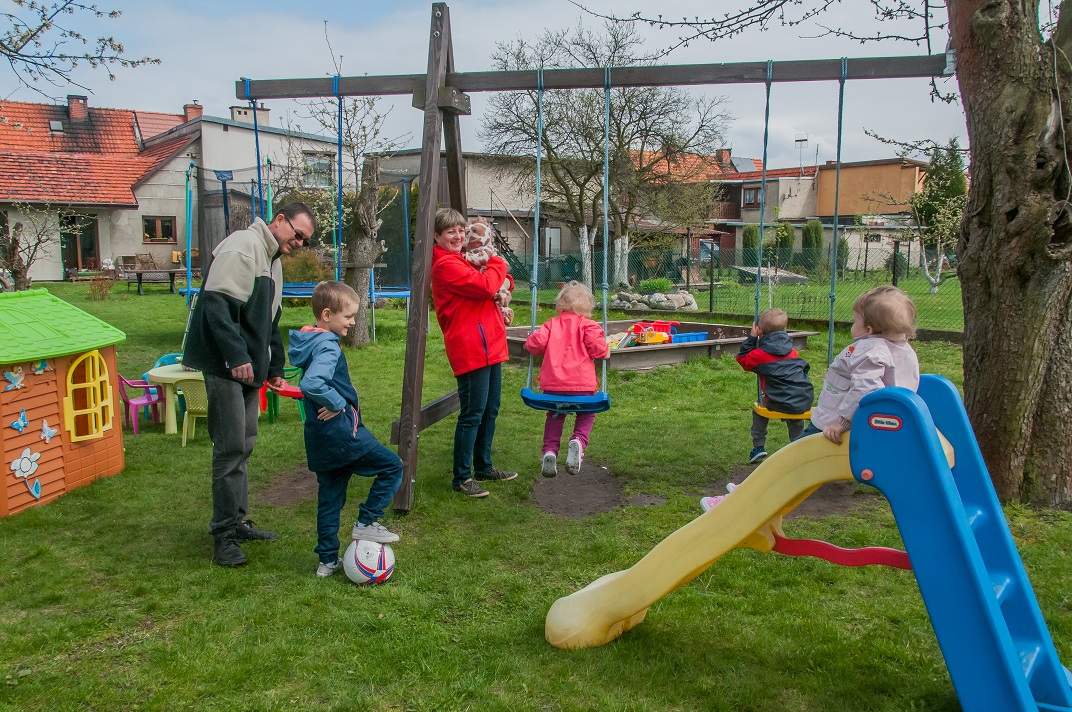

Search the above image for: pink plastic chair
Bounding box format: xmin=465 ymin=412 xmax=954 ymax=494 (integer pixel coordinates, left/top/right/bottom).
xmin=118 ymin=375 xmax=163 ymax=434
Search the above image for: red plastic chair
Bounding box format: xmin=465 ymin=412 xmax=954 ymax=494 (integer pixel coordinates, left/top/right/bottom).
xmin=259 ymin=366 xmax=306 ymax=423
xmin=118 ymin=375 xmax=163 ymax=434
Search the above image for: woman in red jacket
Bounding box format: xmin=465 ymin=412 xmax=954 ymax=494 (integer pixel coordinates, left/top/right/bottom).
xmin=430 ymin=208 xmax=517 ymax=498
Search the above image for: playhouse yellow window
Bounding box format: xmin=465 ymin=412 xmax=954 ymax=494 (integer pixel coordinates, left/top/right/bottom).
xmin=63 ymin=350 xmax=115 ymax=441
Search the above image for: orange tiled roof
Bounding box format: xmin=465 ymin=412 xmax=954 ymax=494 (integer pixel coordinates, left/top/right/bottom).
xmin=732 ymin=165 xmax=818 ymax=181
xmin=0 ymin=135 xmax=195 ymax=206
xmin=0 ymin=100 xmax=192 ymax=206
xmin=638 ymin=151 xmax=777 ymax=182
xmin=134 ymin=110 xmax=186 ymax=139
xmin=639 ymin=151 xmax=729 ymax=182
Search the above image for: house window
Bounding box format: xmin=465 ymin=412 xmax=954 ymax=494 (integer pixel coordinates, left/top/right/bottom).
xmin=864 ymin=233 xmax=883 ymax=243
xmin=63 ymin=350 xmax=115 ymax=442
xmin=302 ymin=152 xmax=334 ymax=189
xmin=743 ymin=188 xmax=758 ymax=206
xmin=143 ymin=217 xmax=176 ymax=244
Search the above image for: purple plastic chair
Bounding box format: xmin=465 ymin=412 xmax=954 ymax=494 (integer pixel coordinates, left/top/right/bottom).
xmin=118 ymin=375 xmax=163 ymax=434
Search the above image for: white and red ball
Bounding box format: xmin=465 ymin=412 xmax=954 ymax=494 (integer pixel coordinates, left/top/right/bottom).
xmin=342 ymin=539 xmax=395 ymax=585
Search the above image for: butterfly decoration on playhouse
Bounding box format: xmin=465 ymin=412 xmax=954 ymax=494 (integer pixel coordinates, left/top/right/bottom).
xmin=9 ymin=409 xmax=28 ymax=434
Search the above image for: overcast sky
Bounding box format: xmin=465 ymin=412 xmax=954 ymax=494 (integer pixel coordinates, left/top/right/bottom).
xmin=5 ymin=0 xmax=974 ymax=169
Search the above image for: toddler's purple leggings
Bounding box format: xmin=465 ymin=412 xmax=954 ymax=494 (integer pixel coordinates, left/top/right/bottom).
xmin=541 ymin=391 xmax=596 ymax=455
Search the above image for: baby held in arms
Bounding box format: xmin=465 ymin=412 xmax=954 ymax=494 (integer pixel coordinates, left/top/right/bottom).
xmin=464 ymin=216 xmax=513 ymax=326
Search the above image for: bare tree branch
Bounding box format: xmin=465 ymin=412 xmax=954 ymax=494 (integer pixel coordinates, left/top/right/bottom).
xmin=1 ymin=1 xmax=158 ymax=97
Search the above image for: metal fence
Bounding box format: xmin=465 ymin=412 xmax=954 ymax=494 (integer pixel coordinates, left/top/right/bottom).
xmin=507 ymin=244 xmax=963 ymax=333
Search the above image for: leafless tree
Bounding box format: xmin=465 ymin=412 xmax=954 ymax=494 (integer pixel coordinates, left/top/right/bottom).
xmin=272 ymin=22 xmax=410 ymax=346
xmin=480 ymin=21 xmax=729 ymax=288
xmin=1 ymin=202 xmax=74 ymax=290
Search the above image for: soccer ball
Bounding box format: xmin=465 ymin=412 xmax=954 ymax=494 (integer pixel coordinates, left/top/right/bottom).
xmin=342 ymin=539 xmax=395 ymax=585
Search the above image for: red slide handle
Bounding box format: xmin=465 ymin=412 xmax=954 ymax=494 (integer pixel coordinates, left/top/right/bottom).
xmin=772 ymin=533 xmax=912 ymax=570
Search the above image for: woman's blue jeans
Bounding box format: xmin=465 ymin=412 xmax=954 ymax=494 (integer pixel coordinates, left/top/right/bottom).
xmin=453 ymin=363 xmax=502 ymax=488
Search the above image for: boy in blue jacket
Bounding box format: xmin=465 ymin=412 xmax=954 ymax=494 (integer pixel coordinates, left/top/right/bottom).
xmin=288 ymin=281 xmax=402 ymax=578
xmin=734 ymin=308 xmax=814 ymax=463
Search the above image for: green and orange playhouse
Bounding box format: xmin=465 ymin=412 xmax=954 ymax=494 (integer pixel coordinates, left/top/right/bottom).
xmin=1 ymin=289 xmax=126 ymax=519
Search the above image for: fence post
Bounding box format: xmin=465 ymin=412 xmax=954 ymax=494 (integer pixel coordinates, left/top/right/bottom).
xmin=708 ymin=255 xmax=714 ymax=312
xmin=892 ymin=240 xmax=901 ymax=287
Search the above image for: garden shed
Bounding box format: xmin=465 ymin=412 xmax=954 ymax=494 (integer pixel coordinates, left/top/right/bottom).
xmin=1 ymin=289 xmax=126 ymax=518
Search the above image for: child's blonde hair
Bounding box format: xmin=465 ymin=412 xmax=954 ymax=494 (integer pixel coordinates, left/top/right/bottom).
xmin=854 ymin=285 xmax=917 ymax=339
xmin=758 ymin=308 xmax=788 ymax=333
xmin=434 ymin=208 xmax=466 ymax=234
xmin=311 ymin=281 xmax=360 ymax=318
xmin=555 ymin=280 xmax=595 ymax=317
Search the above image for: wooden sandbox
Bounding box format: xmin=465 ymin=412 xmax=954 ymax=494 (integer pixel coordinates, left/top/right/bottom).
xmin=507 ymin=320 xmax=819 ymax=372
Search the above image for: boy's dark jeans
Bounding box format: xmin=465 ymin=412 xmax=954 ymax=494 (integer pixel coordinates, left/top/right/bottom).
xmin=205 ymin=374 xmax=260 ymax=537
xmin=453 ymin=363 xmax=502 ymax=488
xmin=751 ymin=411 xmax=806 ymax=449
xmin=315 ymin=442 xmax=403 ymax=564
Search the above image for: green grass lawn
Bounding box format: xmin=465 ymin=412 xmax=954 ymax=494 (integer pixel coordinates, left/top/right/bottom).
xmin=1 ymin=282 xmax=1067 ymax=711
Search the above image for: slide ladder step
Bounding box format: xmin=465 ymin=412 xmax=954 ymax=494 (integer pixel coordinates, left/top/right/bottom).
xmin=966 ymin=507 xmax=986 ymax=531
xmin=1014 ymin=639 xmax=1042 ymax=681
xmin=991 ymin=574 xmax=1014 ymax=606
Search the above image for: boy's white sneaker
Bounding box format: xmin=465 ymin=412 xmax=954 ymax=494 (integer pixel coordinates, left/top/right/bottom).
xmin=566 ymin=439 xmax=583 ymax=475
xmin=316 ymin=560 xmax=342 ymax=578
xmin=352 ymin=521 xmax=400 ymax=543
xmin=541 ymin=452 xmax=558 ymax=478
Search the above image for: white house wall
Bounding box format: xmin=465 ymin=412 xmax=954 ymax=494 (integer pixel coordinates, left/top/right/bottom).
xmin=774 ymin=177 xmax=817 ymax=222
xmin=14 ymin=207 xmax=62 ymax=283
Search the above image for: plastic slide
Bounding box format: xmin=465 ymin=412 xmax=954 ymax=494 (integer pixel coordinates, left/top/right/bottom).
xmin=546 ymin=433 xmax=858 ymax=650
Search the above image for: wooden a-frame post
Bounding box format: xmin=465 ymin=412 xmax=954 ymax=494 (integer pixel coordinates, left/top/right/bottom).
xmin=394 ymin=3 xmax=470 ymax=511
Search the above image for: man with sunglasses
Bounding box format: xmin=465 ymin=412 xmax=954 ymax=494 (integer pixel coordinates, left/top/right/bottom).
xmin=184 ymin=202 xmax=317 ymax=567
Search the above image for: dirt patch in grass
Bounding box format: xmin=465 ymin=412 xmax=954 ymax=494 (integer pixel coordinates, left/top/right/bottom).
xmin=258 ymin=459 xmax=881 ymax=521
xmin=532 ymin=460 xmax=883 ymax=520
xmin=255 ymin=466 xmax=317 ymax=507
xmin=698 ymin=463 xmax=885 ymax=520
xmin=531 ymin=459 xmax=666 ymax=519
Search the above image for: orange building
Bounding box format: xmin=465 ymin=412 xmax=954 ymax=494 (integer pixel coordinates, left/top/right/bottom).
xmin=816 ymin=158 xmax=928 ymax=218
xmin=1 ymin=289 xmax=125 ymax=518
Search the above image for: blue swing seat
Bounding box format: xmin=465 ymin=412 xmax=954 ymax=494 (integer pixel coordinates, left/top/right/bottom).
xmin=520 ymin=388 xmax=611 ymax=414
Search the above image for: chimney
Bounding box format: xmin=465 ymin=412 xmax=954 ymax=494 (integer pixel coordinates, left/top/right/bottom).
xmin=229 ymin=103 xmax=270 ymax=125
xmin=67 ymin=95 xmax=88 ymax=122
xmin=714 ymin=148 xmax=732 ymax=171
xmin=183 ymin=102 xmax=203 ymax=122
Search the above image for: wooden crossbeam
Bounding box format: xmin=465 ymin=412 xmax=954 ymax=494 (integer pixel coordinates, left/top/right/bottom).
xmin=236 ymin=54 xmax=950 ymax=101
xmin=389 ymin=390 xmax=461 ymax=446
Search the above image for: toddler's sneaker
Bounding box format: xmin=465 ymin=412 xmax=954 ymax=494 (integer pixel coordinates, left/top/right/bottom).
xmin=352 ymin=520 xmax=400 ymax=543
xmin=316 ymin=559 xmax=342 ymax=578
xmin=699 ymin=483 xmax=738 ymax=513
xmin=748 ymin=447 xmax=768 ymax=463
xmin=566 ymin=439 xmax=583 ymax=475
xmin=541 ymin=452 xmax=558 ymax=478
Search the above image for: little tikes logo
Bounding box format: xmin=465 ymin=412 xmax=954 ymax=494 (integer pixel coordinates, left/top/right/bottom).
xmin=869 ymin=414 xmax=902 ymax=431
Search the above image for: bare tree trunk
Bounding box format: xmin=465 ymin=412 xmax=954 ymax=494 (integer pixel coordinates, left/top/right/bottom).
xmin=578 ymin=223 xmax=593 ymax=289
xmin=951 ymin=0 xmax=1072 ymax=504
xmin=342 ymin=155 xmax=385 ymax=348
xmin=612 ymin=233 xmax=631 ymax=287
xmin=9 ymin=225 xmax=30 ymax=290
